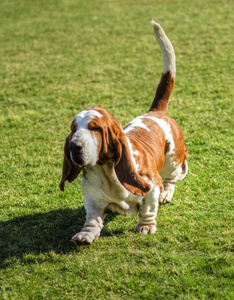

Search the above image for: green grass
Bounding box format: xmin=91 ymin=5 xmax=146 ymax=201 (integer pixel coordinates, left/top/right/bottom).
xmin=0 ymin=0 xmax=233 ymax=298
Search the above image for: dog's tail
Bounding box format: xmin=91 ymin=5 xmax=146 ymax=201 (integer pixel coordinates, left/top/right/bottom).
xmin=149 ymin=21 xmax=175 ymax=113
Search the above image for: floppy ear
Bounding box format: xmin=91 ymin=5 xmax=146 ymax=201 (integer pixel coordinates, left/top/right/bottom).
xmin=59 ymin=133 xmax=83 ymax=191
xmin=89 ymin=106 xmax=151 ymax=196
xmin=113 ymin=132 xmax=151 ymax=197
xmin=90 ymin=117 xmax=121 ymax=164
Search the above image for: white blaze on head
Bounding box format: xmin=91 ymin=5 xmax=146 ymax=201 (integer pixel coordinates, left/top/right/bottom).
xmin=71 ymin=109 xmax=103 ymax=166
xmin=74 ymin=109 xmax=103 ymax=128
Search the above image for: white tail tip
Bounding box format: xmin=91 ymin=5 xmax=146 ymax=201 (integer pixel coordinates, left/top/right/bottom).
xmin=150 ymin=20 xmax=161 ymax=31
xmin=150 ymin=20 xmax=176 ymax=78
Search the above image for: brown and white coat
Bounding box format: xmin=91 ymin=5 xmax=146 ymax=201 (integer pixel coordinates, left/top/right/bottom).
xmin=59 ymin=21 xmax=188 ymax=245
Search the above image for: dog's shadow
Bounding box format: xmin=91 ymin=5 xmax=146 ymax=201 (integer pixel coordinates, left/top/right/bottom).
xmin=0 ymin=207 xmax=119 ymax=268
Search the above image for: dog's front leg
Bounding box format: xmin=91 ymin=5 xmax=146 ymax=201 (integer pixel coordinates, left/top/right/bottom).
xmin=134 ymin=186 xmax=160 ymax=235
xmin=72 ymin=198 xmax=106 ymax=245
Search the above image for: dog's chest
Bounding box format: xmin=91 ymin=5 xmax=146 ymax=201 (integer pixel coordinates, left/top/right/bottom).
xmin=81 ymin=163 xmax=144 ymax=214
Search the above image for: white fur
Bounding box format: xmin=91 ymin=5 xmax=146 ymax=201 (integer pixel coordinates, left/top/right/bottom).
xmin=71 ymin=110 xmax=103 ymax=166
xmin=126 ymin=137 xmax=140 ymax=171
xmin=82 ymin=162 xmax=143 ymax=216
xmin=71 ymin=159 xmax=161 ymax=244
xmin=124 ymin=116 xmax=150 ymax=133
xmin=74 ymin=109 xmax=103 ymax=126
xmin=151 ymin=20 xmax=176 ymax=78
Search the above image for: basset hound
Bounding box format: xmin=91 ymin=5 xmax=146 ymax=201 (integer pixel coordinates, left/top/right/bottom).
xmin=59 ymin=21 xmax=188 ymax=245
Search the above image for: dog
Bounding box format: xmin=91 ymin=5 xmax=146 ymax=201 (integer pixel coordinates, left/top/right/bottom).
xmin=59 ymin=21 xmax=188 ymax=245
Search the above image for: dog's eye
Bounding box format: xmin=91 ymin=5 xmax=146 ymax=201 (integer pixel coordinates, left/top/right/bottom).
xmin=89 ymin=126 xmax=101 ymax=132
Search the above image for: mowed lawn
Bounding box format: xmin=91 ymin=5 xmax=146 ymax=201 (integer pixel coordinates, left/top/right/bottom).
xmin=0 ymin=0 xmax=233 ymax=299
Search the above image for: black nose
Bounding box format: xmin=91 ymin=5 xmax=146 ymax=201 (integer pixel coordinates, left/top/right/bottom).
xmin=69 ymin=141 xmax=83 ymax=165
xmin=69 ymin=141 xmax=82 ymax=152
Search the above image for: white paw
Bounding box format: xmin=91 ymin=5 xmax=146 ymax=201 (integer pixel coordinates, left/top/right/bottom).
xmin=71 ymin=228 xmax=100 ymax=245
xmin=134 ymin=224 xmax=156 ymax=235
xmin=159 ymin=189 xmax=173 ymax=204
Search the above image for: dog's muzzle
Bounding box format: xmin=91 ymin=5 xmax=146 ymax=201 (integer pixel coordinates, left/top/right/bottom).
xmin=69 ymin=141 xmax=84 ymax=166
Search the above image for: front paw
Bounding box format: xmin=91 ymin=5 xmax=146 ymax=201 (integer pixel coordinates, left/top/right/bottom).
xmin=134 ymin=224 xmax=156 ymax=235
xmin=71 ymin=228 xmax=100 ymax=245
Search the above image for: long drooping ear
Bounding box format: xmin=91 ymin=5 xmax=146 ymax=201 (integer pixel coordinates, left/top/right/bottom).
xmin=114 ymin=133 xmax=151 ymax=197
xmin=59 ymin=133 xmax=83 ymax=191
xmin=90 ymin=113 xmax=122 ymax=164
xmin=89 ymin=106 xmax=151 ymax=196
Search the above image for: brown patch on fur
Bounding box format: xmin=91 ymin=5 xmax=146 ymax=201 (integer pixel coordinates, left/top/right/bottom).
xmin=128 ymin=132 xmax=164 ymax=181
xmin=153 ymin=113 xmax=187 ymax=167
xmin=149 ymin=71 xmax=175 ymax=113
xmin=114 ymin=134 xmax=151 ymax=196
xmin=87 ymin=106 xmax=121 ymax=165
xmin=165 ymin=142 xmax=171 ymax=154
xmin=166 ymin=117 xmax=187 ymax=166
xmin=124 ymin=110 xmax=187 ymax=185
xmin=126 ymin=112 xmax=166 ymax=174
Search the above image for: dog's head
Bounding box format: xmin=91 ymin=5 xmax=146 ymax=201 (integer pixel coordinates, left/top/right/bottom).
xmin=59 ymin=105 xmax=151 ymax=196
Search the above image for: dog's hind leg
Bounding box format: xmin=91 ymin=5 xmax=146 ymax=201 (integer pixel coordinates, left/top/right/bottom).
xmin=159 ymin=179 xmax=176 ymax=204
xmin=159 ymin=160 xmax=188 ymax=204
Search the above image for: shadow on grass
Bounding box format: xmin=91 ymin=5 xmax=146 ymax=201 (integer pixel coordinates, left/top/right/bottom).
xmin=0 ymin=208 xmax=119 ymax=268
